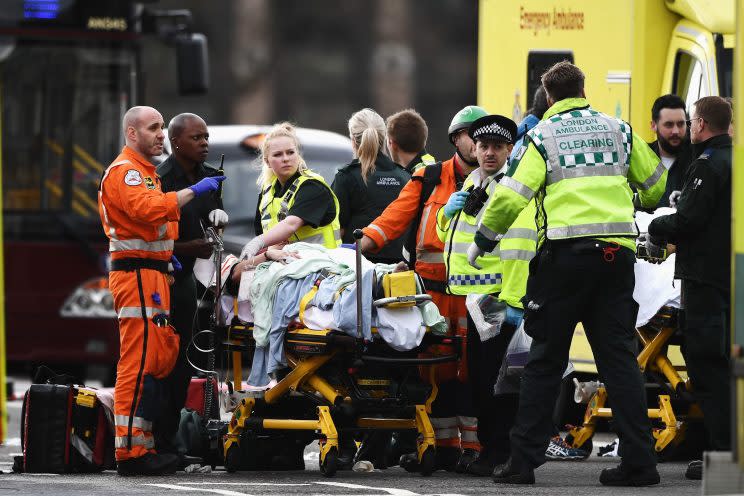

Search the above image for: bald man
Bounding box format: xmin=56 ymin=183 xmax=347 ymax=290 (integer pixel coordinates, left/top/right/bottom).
xmin=98 ymin=106 xmax=225 ymax=475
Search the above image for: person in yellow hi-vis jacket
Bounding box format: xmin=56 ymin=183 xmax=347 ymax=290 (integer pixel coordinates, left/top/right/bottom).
xmin=468 ymin=62 xmax=667 ymax=487
xmin=436 ymin=114 xmax=537 ymax=477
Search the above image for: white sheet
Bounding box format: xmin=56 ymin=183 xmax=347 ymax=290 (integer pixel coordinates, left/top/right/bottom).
xmin=633 ymin=207 xmax=681 ymax=327
xmin=633 ymin=255 xmax=680 ymax=327
xmin=376 ymin=306 xmax=426 ymax=351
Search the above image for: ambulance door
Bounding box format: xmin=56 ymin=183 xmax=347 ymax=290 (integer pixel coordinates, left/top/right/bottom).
xmin=662 ymin=20 xmax=717 ymax=109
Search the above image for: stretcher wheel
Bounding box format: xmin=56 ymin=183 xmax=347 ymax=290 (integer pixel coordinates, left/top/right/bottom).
xmin=419 ymin=448 xmax=436 ymax=476
xmin=224 ymin=445 xmax=241 ymax=473
xmin=320 ymin=447 xmax=338 ymax=477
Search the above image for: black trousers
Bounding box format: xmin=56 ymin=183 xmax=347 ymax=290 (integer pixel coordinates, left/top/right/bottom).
xmin=511 ymin=240 xmax=656 ymax=470
xmin=154 ymin=273 xmax=197 ymax=452
xmin=681 ymin=280 xmax=731 ymax=451
xmin=466 ymin=314 xmax=518 ymax=462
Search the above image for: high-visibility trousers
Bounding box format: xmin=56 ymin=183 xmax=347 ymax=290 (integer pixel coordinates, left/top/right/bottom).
xmin=421 ymin=290 xmax=468 ymax=383
xmin=110 ymin=268 xmax=179 ymax=461
xmin=422 ymin=290 xmax=478 ymax=450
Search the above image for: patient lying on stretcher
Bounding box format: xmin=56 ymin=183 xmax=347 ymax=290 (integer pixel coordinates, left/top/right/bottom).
xmin=197 ymin=242 xmax=447 ymax=389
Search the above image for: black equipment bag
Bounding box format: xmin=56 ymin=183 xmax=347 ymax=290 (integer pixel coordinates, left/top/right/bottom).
xmin=19 ymin=384 xmax=115 ymax=473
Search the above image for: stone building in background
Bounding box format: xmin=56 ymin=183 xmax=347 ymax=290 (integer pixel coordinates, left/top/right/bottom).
xmin=143 ymin=0 xmax=477 ymax=160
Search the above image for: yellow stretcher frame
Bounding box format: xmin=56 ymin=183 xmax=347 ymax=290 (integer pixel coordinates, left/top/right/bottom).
xmin=221 ymin=325 xmax=441 ymax=477
xmin=568 ymin=308 xmax=702 ymax=454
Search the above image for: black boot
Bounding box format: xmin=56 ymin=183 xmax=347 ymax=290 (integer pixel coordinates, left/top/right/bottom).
xmin=399 ymin=446 xmax=461 ymax=473
xmin=685 ymin=460 xmax=702 ymax=480
xmin=455 ymin=448 xmax=479 ymax=473
xmin=599 ymin=464 xmax=660 ymax=486
xmin=117 ymin=453 xmax=180 ymax=476
xmin=492 ymin=457 xmax=535 ymax=484
xmin=337 ymin=437 xmax=357 ymax=471
xmin=467 ymin=449 xmax=508 ymax=477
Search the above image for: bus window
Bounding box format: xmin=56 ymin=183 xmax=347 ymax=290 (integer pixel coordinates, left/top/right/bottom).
xmin=526 ymin=51 xmax=574 ymax=112
xmin=1 ymin=42 xmax=134 ymax=221
xmin=673 ymin=50 xmax=709 ymax=111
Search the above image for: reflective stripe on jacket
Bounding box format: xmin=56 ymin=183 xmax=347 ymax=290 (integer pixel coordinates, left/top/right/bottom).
xmin=437 ymin=168 xmax=536 ymax=306
xmin=363 ymin=156 xmax=464 ymax=282
xmin=98 ymin=146 xmax=180 ymax=261
xmin=259 ymin=170 xmax=341 ymax=249
xmin=478 ymin=98 xmax=666 ymax=252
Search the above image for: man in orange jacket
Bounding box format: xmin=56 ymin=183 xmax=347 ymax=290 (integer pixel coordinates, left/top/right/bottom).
xmin=98 ymin=106 xmax=225 ymax=476
xmin=360 ymin=106 xmax=488 ymax=472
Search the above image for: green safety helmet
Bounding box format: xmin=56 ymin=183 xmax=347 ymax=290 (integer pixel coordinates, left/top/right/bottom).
xmin=448 ymin=105 xmax=489 ymax=144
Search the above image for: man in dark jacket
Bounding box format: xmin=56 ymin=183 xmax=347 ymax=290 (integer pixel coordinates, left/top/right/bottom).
xmin=648 ymin=94 xmax=694 ymax=207
xmin=648 ymin=96 xmax=732 ymax=481
xmin=155 ymin=113 xmax=227 ymax=457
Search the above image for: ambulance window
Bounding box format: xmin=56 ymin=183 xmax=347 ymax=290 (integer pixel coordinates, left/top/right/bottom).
xmin=526 ymin=51 xmax=574 ymax=110
xmin=673 ymin=51 xmax=709 ymax=111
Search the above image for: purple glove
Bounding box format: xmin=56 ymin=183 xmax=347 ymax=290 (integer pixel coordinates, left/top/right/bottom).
xmin=189 ymin=175 xmax=226 ymax=196
xmin=171 ymin=255 xmax=182 ymax=272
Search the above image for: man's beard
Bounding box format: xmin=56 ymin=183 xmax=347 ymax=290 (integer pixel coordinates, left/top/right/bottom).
xmin=657 ymin=133 xmax=685 ymax=155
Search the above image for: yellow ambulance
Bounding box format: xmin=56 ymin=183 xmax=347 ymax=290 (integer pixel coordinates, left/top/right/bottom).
xmin=478 ymin=0 xmax=734 ymax=375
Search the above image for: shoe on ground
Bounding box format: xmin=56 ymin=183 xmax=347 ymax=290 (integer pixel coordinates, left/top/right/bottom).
xmin=387 ymin=431 xmax=416 ymax=467
xmin=355 ymin=434 xmax=390 ymax=469
xmin=467 ymin=450 xmax=507 ymax=477
xmin=685 ymin=460 xmax=702 ymax=480
xmin=177 ymin=455 xmax=203 ymax=470
xmin=399 ymin=446 xmax=461 ymax=473
xmin=492 ymin=457 xmax=535 ymax=484
xmin=117 ymin=453 xmax=180 ymax=476
xmin=599 ymin=464 xmax=660 ymax=486
xmin=545 ymin=435 xmax=590 ymax=461
xmin=337 ymin=437 xmax=358 ymax=471
xmin=455 ymin=448 xmax=479 ymax=473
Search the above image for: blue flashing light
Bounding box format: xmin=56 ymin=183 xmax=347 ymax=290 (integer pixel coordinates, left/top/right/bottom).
xmin=24 ymin=0 xmax=61 ymax=20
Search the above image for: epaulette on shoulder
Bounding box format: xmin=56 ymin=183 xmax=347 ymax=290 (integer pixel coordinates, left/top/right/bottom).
xmin=698 ymin=147 xmax=714 ymax=160
xmin=203 ymin=161 xmax=220 ymax=171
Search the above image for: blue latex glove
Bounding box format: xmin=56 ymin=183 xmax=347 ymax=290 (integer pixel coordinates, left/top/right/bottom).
xmin=341 ymin=243 xmax=357 ymax=250
xmin=443 ymin=191 xmax=469 ymax=219
xmin=505 ymin=305 xmax=524 ymax=328
xmin=170 ymin=255 xmax=182 ymax=272
xmin=189 ymin=175 xmax=226 ymax=196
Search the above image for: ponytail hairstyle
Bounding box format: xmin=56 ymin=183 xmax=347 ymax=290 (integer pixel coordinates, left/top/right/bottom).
xmin=348 ymin=108 xmax=386 ymax=183
xmin=256 ymin=122 xmax=307 ymax=187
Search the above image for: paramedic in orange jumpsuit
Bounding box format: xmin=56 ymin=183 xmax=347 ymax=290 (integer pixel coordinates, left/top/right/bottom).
xmin=359 ymin=106 xmax=487 ymax=472
xmin=98 ymin=106 xmax=225 ymax=476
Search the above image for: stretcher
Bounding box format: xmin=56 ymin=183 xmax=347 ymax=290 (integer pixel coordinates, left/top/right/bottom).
xmin=566 ymin=239 xmax=702 ymax=457
xmin=217 ymin=231 xmax=460 ymax=476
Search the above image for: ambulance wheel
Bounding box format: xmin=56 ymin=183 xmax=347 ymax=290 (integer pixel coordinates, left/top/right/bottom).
xmin=320 ymin=447 xmax=338 ymax=477
xmin=419 ymin=448 xmax=436 ymax=476
xmin=225 ymin=445 xmax=241 ymax=473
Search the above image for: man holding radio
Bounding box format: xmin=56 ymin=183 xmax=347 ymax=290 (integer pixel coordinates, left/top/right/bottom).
xmin=436 ymin=114 xmax=537 ymax=476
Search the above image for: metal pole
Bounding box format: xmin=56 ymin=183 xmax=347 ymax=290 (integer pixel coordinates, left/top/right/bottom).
xmin=353 ymin=229 xmax=364 ymax=339
xmin=0 ymin=83 xmax=6 ymax=444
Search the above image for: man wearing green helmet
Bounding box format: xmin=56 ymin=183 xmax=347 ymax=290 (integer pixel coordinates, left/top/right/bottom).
xmin=359 ymin=106 xmax=486 ymax=473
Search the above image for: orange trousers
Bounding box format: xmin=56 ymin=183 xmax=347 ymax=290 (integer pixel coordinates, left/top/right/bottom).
xmin=421 ymin=290 xmax=479 ymax=451
xmin=110 ymin=268 xmax=179 ymax=461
